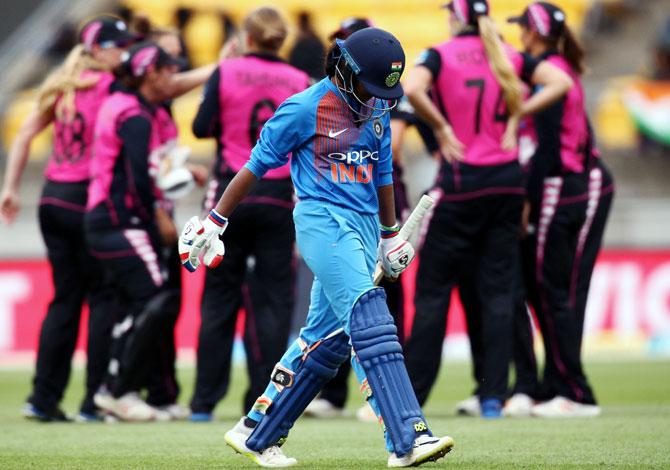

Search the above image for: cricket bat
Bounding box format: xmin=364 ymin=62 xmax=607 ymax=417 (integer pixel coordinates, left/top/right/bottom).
xmin=373 ymin=194 xmax=436 ymax=285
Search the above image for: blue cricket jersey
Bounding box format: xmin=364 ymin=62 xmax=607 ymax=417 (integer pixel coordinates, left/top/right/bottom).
xmin=244 ymin=78 xmax=393 ymax=215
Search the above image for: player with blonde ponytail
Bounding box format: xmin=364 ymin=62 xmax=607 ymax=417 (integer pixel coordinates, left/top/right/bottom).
xmin=477 ymin=15 xmax=523 ymax=116
xmin=37 ymin=45 xmax=108 ymax=120
xmin=0 ymin=15 xmax=137 ymax=422
xmin=402 ymin=0 xmax=573 ymax=418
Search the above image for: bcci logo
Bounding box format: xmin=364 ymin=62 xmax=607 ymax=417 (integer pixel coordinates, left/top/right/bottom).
xmin=373 ymin=119 xmax=383 ymax=138
xmin=385 ymin=72 xmax=400 ymax=88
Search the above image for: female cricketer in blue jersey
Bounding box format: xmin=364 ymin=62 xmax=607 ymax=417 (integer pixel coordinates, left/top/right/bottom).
xmin=178 ymin=28 xmax=453 ymax=468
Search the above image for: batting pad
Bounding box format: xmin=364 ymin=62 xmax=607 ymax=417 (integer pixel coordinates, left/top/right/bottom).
xmin=246 ymin=331 xmax=350 ymax=452
xmin=350 ymin=288 xmax=430 ymax=456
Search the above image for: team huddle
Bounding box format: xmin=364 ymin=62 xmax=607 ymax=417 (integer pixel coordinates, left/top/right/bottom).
xmin=0 ymin=0 xmax=613 ymax=468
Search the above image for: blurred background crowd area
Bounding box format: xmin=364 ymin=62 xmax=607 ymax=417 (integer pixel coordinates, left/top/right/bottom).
xmin=1 ymin=0 xmax=670 ymax=257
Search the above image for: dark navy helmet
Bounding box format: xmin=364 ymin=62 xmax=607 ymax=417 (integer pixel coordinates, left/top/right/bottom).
xmin=336 ymin=27 xmax=405 ymax=101
xmin=329 ymin=17 xmax=374 ymax=40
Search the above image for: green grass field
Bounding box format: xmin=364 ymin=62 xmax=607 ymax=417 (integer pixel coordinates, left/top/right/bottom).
xmin=1 ymin=360 xmax=669 ymax=469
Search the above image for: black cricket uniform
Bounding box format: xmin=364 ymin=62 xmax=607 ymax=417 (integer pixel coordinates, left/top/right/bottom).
xmin=189 ymin=61 xmax=297 ymax=414
xmin=510 ymin=53 xmax=609 ymax=405
xmin=27 ymin=78 xmax=123 ymax=419
xmin=85 ymin=89 xmax=176 ymax=399
xmin=402 ymin=40 xmax=538 ymax=405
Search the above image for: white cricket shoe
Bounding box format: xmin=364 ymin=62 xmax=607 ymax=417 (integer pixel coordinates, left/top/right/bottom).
xmin=155 ymin=403 xmax=190 ymax=421
xmin=503 ymin=393 xmax=533 ymax=417
xmin=304 ymin=398 xmax=347 ymax=418
xmin=224 ymin=417 xmax=297 ymax=468
xmin=388 ymin=434 xmax=455 ymax=467
xmin=356 ymin=403 xmax=378 ymax=423
xmin=455 ymin=395 xmax=480 ymax=417
xmin=531 ymin=396 xmax=601 ymax=418
xmin=153 ymin=407 xmax=173 ymax=422
xmin=94 ymin=389 xmax=156 ymax=422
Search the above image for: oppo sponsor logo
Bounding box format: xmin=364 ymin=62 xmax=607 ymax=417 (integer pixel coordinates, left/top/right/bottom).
xmin=327 ymin=149 xmax=379 ymax=165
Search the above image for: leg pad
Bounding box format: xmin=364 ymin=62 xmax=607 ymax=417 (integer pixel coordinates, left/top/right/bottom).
xmin=351 ymin=288 xmax=429 ymax=456
xmin=246 ymin=332 xmax=350 ymax=451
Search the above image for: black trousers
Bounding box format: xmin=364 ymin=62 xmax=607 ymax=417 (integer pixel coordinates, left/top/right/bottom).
xmin=28 ymin=180 xmax=116 ymax=415
xmin=190 ymin=177 xmax=295 ymax=414
xmin=145 ymin=244 xmax=182 ymax=407
xmin=404 ymin=161 xmax=524 ymax=404
xmin=510 ymin=238 xmax=542 ymax=398
xmin=458 ymin=262 xmax=486 ymax=397
xmin=573 ymin=162 xmax=614 ymax=339
xmin=86 ymin=224 xmax=175 ymax=398
xmin=405 ymin=192 xmax=523 ymax=403
xmin=512 ymin=170 xmax=610 ymax=405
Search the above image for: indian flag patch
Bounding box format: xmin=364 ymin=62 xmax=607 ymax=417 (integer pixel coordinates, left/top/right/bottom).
xmin=252 ymin=395 xmax=272 ymax=415
xmin=391 ymin=61 xmax=403 ymax=71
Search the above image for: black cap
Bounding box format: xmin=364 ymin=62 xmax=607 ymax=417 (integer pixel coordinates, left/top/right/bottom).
xmin=508 ymin=2 xmax=566 ymax=38
xmin=79 ymin=15 xmax=137 ymax=51
xmin=443 ymin=0 xmax=489 ymax=26
xmin=336 ymin=28 xmax=405 ymax=100
xmin=329 ymin=17 xmax=374 ymax=41
xmin=120 ymin=41 xmax=186 ymax=78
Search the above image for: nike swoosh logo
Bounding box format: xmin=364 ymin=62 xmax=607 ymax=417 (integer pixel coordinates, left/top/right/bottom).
xmin=328 ymin=128 xmax=348 ymax=138
xmin=415 ymin=439 xmax=439 ymax=448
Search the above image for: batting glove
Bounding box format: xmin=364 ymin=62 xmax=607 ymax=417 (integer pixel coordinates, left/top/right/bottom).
xmin=178 ymin=209 xmax=227 ymax=272
xmin=377 ymin=223 xmax=415 ymax=280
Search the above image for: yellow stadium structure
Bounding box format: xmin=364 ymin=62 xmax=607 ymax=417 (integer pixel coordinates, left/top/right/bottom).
xmin=2 ymin=0 xmax=610 ymax=161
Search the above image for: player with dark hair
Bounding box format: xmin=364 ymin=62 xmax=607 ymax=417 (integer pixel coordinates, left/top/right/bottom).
xmin=304 ymin=15 xmax=418 ymax=423
xmin=139 ymin=23 xmax=211 ymax=421
xmin=187 ymin=6 xmax=310 ymax=422
xmin=0 ymin=15 xmax=137 ymax=422
xmin=85 ymin=41 xmax=185 ymax=422
xmin=179 ymin=27 xmax=453 ymax=468
xmin=402 ymin=0 xmax=573 ymax=417
xmin=505 ymin=1 xmax=613 ymax=418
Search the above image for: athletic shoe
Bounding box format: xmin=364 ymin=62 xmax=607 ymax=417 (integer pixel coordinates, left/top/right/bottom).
xmin=22 ymin=402 xmax=70 ymax=422
xmin=94 ymin=389 xmax=156 ymax=422
xmin=356 ymin=403 xmax=378 ymax=423
xmin=158 ymin=403 xmax=190 ymax=421
xmin=387 ymin=434 xmax=455 ymax=467
xmin=75 ymin=411 xmax=104 ymax=423
xmin=104 ymin=414 xmax=119 ymax=424
xmin=455 ymin=395 xmax=480 ymax=417
xmin=531 ymin=396 xmax=601 ymax=418
xmin=224 ymin=417 xmax=297 ymax=468
xmin=503 ymin=393 xmax=533 ymax=417
xmin=190 ymin=412 xmax=213 ymax=422
xmin=304 ymin=398 xmax=347 ymax=418
xmin=153 ymin=407 xmax=173 ymax=422
xmin=480 ymin=398 xmax=503 ymax=419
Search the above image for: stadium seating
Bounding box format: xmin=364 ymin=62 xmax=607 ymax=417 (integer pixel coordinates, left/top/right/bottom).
xmin=1 ymin=0 xmax=604 ymax=160
xmin=594 ymin=77 xmax=639 ymax=149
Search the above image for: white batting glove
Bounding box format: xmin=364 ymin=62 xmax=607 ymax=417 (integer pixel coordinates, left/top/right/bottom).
xmin=377 ymin=223 xmax=415 ymax=280
xmin=178 ymin=210 xmax=228 ymax=272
